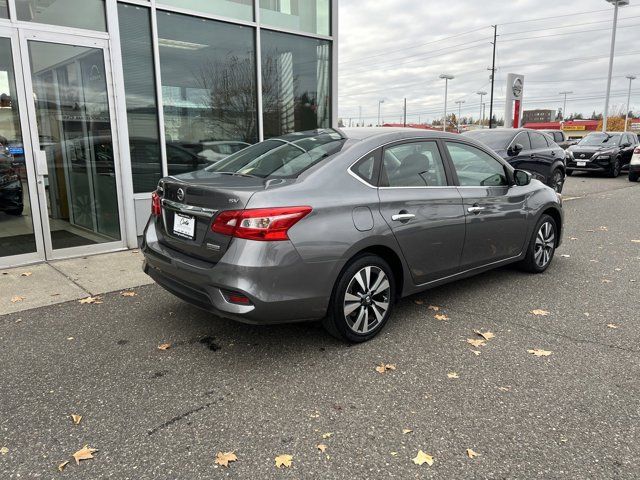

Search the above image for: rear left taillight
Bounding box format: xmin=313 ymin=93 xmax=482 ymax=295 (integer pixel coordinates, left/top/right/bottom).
xmin=151 ymin=191 xmax=161 ymax=217
xmin=634 ymin=147 xmax=640 ymax=154
xmin=212 ymin=206 xmax=312 ymax=241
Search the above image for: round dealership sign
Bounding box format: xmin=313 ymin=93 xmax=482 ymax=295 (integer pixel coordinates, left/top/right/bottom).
xmin=512 ymin=78 xmax=523 ymax=98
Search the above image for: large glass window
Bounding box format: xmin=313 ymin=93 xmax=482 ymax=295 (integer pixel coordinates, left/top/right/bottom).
xmin=16 ymin=0 xmax=106 ymax=31
xmin=118 ymin=3 xmax=162 ymax=193
xmin=260 ymin=0 xmax=330 ymax=36
xmin=261 ymin=30 xmax=331 ymax=138
xmin=157 ymin=11 xmax=258 ymax=176
xmin=0 ymin=1 xmax=8 ymax=18
xmin=158 ymin=0 xmax=253 ymax=22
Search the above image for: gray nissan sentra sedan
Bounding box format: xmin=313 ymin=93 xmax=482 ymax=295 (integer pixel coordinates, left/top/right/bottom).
xmin=142 ymin=128 xmax=563 ymax=343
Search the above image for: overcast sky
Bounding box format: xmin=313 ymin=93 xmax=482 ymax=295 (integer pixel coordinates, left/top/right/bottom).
xmin=337 ymin=0 xmax=640 ymax=125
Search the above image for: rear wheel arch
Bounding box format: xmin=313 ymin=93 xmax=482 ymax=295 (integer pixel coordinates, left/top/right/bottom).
xmin=339 ymin=245 xmax=405 ymax=299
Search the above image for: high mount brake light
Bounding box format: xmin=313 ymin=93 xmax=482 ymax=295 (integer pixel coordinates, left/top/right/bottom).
xmin=151 ymin=191 xmax=161 ymax=217
xmin=212 ymin=206 xmax=312 ymax=241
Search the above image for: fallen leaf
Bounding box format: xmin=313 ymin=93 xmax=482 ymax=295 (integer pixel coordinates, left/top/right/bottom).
xmin=447 ymin=372 xmax=459 ymax=379
xmin=72 ymin=445 xmax=98 ymax=465
xmin=570 ymin=237 xmax=578 ymax=241
xmin=322 ymin=432 xmax=333 ymax=439
xmin=214 ymin=451 xmax=237 ymax=468
xmin=473 ymin=329 xmax=495 ymax=341
xmin=10 ymin=295 xmax=25 ymax=303
xmin=606 ymin=324 xmax=619 ymax=329
xmin=466 ymin=448 xmax=480 ymax=459
xmin=120 ymin=291 xmax=137 ymax=297
xmin=158 ymin=343 xmax=172 ymax=351
xmin=67 ymin=337 xmax=74 ymax=341
xmin=390 ymin=451 xmax=399 ymax=456
xmin=632 ymin=239 xmax=640 ymax=243
xmin=78 ymin=296 xmax=102 ymax=305
xmin=614 ymin=268 xmax=621 ymax=272
xmin=598 ymin=226 xmax=608 ymax=231
xmin=275 ymin=454 xmax=293 ymax=468
xmin=413 ymin=299 xmax=424 ymax=305
xmin=497 ymin=386 xmax=511 ymax=392
xmin=402 ymin=429 xmax=413 ymax=434
xmin=412 ymin=450 xmax=434 ymax=466
xmin=560 ymin=254 xmax=570 ymax=258
xmin=471 ymin=350 xmax=481 ymax=356
xmin=427 ymin=305 xmax=440 ymax=311
xmin=316 ymin=444 xmax=327 ymax=453
xmin=71 ymin=414 xmax=82 ymax=425
xmin=527 ymin=349 xmax=553 ymax=357
xmin=309 ymin=412 xmax=320 ymax=418
xmin=584 ymin=312 xmax=590 ymax=317
xmin=20 ymin=272 xmax=32 ymax=277
xmin=58 ymin=460 xmax=69 ymax=472
xmin=434 ymin=314 xmax=449 ymax=321
xmin=467 ymin=338 xmax=486 ymax=348
xmin=601 ymin=279 xmax=612 ymax=284
xmin=0 ymin=447 xmax=8 ymax=455
xmin=530 ymin=309 xmax=550 ymax=316
xmin=375 ymin=363 xmax=396 ymax=374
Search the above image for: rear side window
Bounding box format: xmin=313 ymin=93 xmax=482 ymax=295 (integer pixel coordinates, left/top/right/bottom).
xmin=351 ymin=151 xmax=379 ymax=185
xmin=381 ymin=141 xmax=448 ymax=187
xmin=445 ymin=142 xmax=508 ymax=187
xmin=554 ymin=132 xmax=563 ymax=143
xmin=513 ymin=132 xmax=531 ymax=150
xmin=530 ymin=132 xmax=549 ymax=149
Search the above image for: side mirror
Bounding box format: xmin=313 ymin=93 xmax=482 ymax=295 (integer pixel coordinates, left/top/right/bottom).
xmin=622 ymin=142 xmax=631 ymax=148
xmin=513 ymin=169 xmax=532 ymax=186
xmin=509 ymin=143 xmax=524 ymax=156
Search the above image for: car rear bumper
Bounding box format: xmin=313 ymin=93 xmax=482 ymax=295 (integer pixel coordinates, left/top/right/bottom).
xmin=141 ymin=219 xmax=334 ymax=324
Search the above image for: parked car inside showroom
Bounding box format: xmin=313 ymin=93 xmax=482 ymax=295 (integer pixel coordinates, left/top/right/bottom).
xmin=463 ymin=128 xmax=566 ymax=192
xmin=141 ymin=128 xmax=563 ymax=343
xmin=566 ymin=132 xmax=638 ymax=177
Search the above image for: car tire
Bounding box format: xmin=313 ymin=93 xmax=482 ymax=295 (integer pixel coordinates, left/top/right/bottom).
xmin=5 ymin=207 xmax=23 ymax=216
xmin=608 ymin=158 xmax=621 ymax=178
xmin=322 ymin=254 xmax=396 ymax=343
xmin=549 ymin=168 xmax=564 ymax=193
xmin=629 ymin=171 xmax=639 ymax=182
xmin=518 ymin=214 xmax=558 ymax=274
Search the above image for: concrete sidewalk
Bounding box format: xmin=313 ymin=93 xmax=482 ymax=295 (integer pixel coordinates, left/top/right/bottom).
xmin=0 ymin=250 xmax=154 ymax=316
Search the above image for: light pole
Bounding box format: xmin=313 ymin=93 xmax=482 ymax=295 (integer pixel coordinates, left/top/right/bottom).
xmin=455 ymin=100 xmax=466 ymax=133
xmin=377 ymin=99 xmax=385 ymax=127
xmin=559 ymin=91 xmax=573 ymax=121
xmin=476 ymin=91 xmax=487 ymax=126
xmin=624 ymin=74 xmax=636 ymax=131
xmin=602 ymin=0 xmax=630 ymax=132
xmin=439 ymin=73 xmax=454 ymax=132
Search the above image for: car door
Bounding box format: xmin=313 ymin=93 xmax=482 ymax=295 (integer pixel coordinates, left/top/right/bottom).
xmin=505 ymin=131 xmax=534 ymax=171
xmin=527 ymin=131 xmax=556 ymax=183
xmin=621 ymin=134 xmax=635 ymax=164
xmin=377 ymin=140 xmax=465 ymax=285
xmin=444 ymin=140 xmax=529 ymax=270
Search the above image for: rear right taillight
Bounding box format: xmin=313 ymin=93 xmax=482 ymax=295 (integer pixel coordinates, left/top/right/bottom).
xmin=634 ymin=147 xmax=640 ymax=154
xmin=151 ymin=191 xmax=161 ymax=217
xmin=211 ymin=206 xmax=312 ymax=241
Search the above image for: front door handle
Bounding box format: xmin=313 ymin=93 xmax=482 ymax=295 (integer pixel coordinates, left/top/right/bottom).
xmin=391 ymin=213 xmax=415 ymax=222
xmin=467 ymin=206 xmax=485 ymax=214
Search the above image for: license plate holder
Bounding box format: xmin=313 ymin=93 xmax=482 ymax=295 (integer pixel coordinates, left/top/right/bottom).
xmin=173 ymin=212 xmax=196 ymax=239
xmin=577 ymin=161 xmax=587 ymax=167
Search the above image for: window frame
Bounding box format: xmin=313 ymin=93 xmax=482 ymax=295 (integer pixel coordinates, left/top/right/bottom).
xmin=441 ymin=139 xmax=514 ymax=188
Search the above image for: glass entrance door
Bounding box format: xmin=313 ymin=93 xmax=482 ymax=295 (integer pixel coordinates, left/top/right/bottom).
xmin=21 ymin=32 xmax=125 ymax=258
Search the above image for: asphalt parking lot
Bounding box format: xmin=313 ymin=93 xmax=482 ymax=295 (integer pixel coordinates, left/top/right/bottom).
xmin=1 ymin=174 xmax=639 ymax=479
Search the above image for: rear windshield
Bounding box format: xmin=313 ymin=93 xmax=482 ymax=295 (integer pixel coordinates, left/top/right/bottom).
xmin=205 ymin=130 xmax=347 ymax=178
xmin=463 ymin=130 xmax=514 ymax=150
xmin=578 ymin=133 xmax=620 ymax=146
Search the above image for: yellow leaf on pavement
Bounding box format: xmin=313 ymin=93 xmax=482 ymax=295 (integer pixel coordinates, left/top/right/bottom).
xmin=427 ymin=305 xmax=440 ymax=311
xmin=447 ymin=372 xmax=459 ymax=379
xmin=275 ymin=454 xmax=293 ymax=468
xmin=402 ymin=428 xmax=413 ymax=434
xmin=467 ymin=339 xmax=486 ymax=348
xmin=322 ymin=432 xmax=333 ymax=439
xmin=120 ymin=291 xmax=137 ymax=297
xmin=72 ymin=445 xmax=98 ymax=465
xmin=158 ymin=343 xmax=172 ymax=351
xmin=527 ymin=349 xmax=553 ymax=357
xmin=530 ymin=309 xmax=550 ymax=316
xmin=214 ymin=451 xmax=237 ymax=468
xmin=466 ymin=448 xmax=480 ymax=459
xmin=375 ymin=363 xmax=396 ymax=374
xmin=10 ymin=296 xmax=25 ymax=303
xmin=471 ymin=350 xmax=481 ymax=356
xmin=316 ymin=444 xmax=327 ymax=453
xmin=71 ymin=414 xmax=82 ymax=425
xmin=0 ymin=447 xmax=8 ymax=455
xmin=434 ymin=314 xmax=449 ymax=321
xmin=413 ymin=299 xmax=424 ymax=305
xmin=473 ymin=329 xmax=495 ymax=341
xmin=58 ymin=460 xmax=69 ymax=472
xmin=606 ymin=324 xmax=619 ymax=329
xmin=20 ymin=272 xmax=32 ymax=277
xmin=412 ymin=450 xmax=434 ymax=466
xmin=79 ymin=296 xmax=102 ymax=305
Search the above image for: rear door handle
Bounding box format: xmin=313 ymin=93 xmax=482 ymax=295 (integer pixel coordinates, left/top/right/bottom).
xmin=467 ymin=206 xmax=485 ymax=214
xmin=391 ymin=213 xmax=415 ymax=222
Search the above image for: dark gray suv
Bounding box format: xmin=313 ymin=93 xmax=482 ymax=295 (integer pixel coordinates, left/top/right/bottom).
xmin=142 ymin=128 xmax=563 ymax=342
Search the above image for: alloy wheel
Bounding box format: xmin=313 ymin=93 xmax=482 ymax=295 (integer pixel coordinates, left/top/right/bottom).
xmin=534 ymin=221 xmax=555 ymax=268
xmin=343 ymin=266 xmax=390 ymax=334
xmin=552 ymin=170 xmax=564 ymax=192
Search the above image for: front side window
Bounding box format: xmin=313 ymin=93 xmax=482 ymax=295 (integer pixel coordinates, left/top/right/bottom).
xmin=554 ymin=132 xmax=563 ymax=143
xmin=513 ymin=132 xmax=531 ymax=150
xmin=157 ymin=12 xmax=258 ymax=176
xmin=382 ymin=141 xmax=447 ymax=187
xmin=446 ymin=142 xmax=508 ymax=187
xmin=206 ymin=130 xmax=346 ymax=178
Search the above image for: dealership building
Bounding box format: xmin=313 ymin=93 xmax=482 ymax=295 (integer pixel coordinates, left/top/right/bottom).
xmin=0 ymin=0 xmax=337 ymax=268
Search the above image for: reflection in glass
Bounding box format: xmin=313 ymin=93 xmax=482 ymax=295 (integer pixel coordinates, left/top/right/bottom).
xmin=0 ymin=1 xmax=8 ymax=19
xmin=15 ymin=0 xmax=106 ymax=31
xmin=118 ymin=4 xmax=162 ymax=193
xmin=157 ymin=11 xmax=258 ymax=176
xmin=260 ymin=0 xmax=330 ymax=36
xmin=29 ymin=42 xmax=121 ymax=250
xmin=0 ymin=38 xmax=37 ymax=258
xmin=159 ymin=0 xmax=253 ymax=22
xmin=261 ymin=30 xmax=331 ymax=138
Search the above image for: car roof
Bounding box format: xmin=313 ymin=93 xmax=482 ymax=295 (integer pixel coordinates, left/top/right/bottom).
xmin=338 ymin=127 xmax=461 ymax=141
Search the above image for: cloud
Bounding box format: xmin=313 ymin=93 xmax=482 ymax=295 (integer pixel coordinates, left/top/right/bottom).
xmin=338 ymin=0 xmax=640 ymax=124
